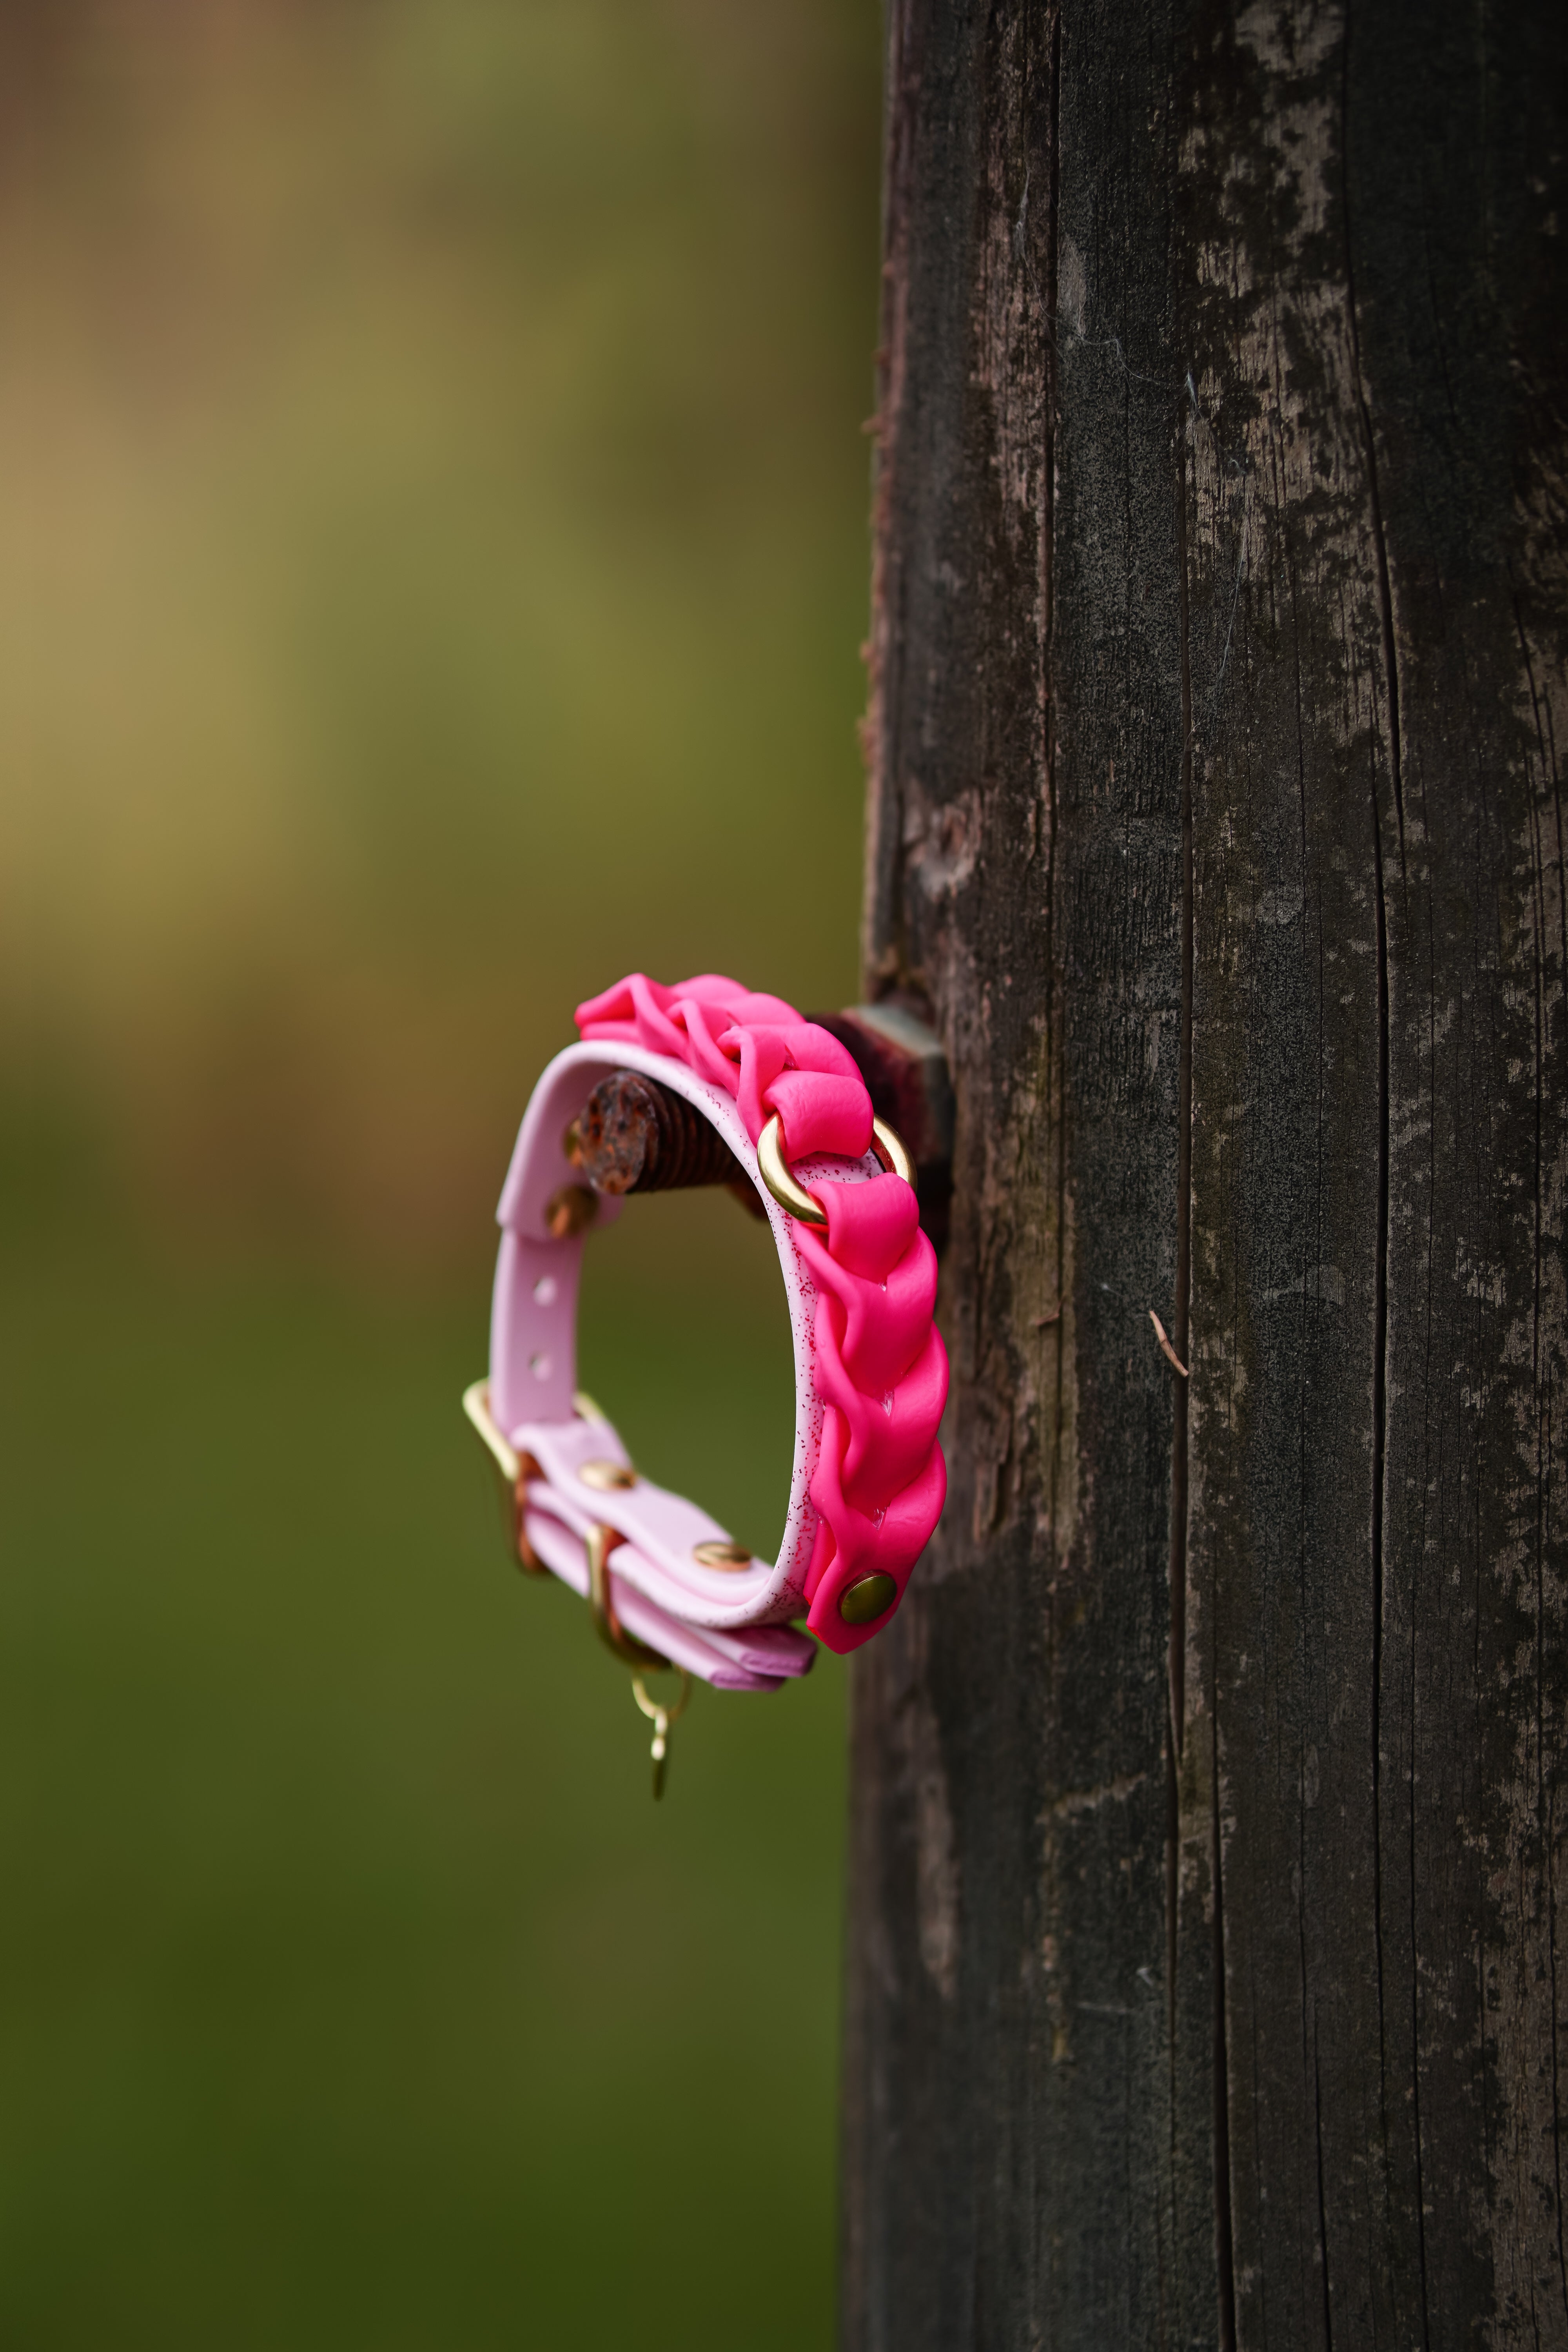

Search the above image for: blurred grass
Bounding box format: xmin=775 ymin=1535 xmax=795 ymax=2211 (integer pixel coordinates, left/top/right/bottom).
xmin=2 ymin=2 xmax=879 ymax=2341
xmin=1 ymin=1204 xmax=845 ymax=2349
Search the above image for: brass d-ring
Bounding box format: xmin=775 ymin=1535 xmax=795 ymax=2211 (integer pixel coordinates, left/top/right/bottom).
xmin=756 ymin=1112 xmax=916 ymax=1227
xmin=586 ymin=1524 xmax=670 ymax=1670
xmin=871 ymin=1118 xmax=918 ymax=1189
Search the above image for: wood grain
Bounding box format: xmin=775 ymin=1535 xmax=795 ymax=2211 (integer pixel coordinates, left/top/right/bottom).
xmin=843 ymin=2 xmax=1567 ymax=2344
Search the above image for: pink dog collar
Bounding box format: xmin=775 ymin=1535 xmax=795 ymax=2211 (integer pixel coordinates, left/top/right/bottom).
xmin=465 ymin=973 xmax=948 ymax=1699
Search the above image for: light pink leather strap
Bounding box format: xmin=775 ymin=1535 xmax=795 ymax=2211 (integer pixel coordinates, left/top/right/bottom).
xmin=488 ymin=973 xmax=948 ymax=1681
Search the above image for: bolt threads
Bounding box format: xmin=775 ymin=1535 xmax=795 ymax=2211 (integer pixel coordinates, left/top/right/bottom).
xmin=573 ymin=1070 xmax=752 ymax=1200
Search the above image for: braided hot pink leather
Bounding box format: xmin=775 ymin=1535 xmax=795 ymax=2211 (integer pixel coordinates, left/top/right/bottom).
xmin=572 ymin=973 xmax=948 ymax=1653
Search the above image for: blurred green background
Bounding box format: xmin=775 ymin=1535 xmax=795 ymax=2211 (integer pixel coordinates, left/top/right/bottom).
xmin=1 ymin=4 xmax=882 ymax=2343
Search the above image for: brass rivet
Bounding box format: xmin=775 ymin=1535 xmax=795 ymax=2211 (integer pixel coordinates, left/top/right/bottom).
xmin=579 ymin=1458 xmax=637 ymax=1492
xmin=692 ymin=1540 xmax=753 ymax=1572
xmin=838 ymin=1571 xmax=897 ymax=1625
xmin=545 ymin=1182 xmax=598 ymax=1240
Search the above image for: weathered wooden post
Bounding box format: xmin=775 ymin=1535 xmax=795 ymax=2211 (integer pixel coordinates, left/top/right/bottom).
xmin=844 ymin=1 xmax=1567 ymax=2343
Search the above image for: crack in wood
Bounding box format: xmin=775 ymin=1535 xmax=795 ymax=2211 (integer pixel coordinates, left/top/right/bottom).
xmin=1343 ymin=26 xmax=1431 ymax=2340
xmin=1314 ymin=2047 xmax=1336 ymax=2351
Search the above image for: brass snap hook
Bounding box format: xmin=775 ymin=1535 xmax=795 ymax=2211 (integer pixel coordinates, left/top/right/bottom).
xmin=632 ymin=1668 xmax=691 ymax=1801
xmin=587 ymin=1529 xmax=693 ymax=1798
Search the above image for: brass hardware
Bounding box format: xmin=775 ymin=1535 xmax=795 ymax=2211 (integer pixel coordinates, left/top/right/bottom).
xmin=506 ymin=1456 xmax=548 ymax=1573
xmin=578 ymin=1458 xmax=637 ymax=1492
xmin=692 ymin=1539 xmax=753 ymax=1571
xmin=586 ymin=1524 xmax=669 ymax=1669
xmin=838 ymin=1570 xmax=898 ymax=1625
xmin=756 ymin=1112 xmax=916 ymax=1227
xmin=632 ymin=1669 xmax=691 ymax=1800
xmin=545 ymin=1181 xmax=599 ymax=1240
xmin=466 ymin=1388 xmax=697 ymax=1798
xmin=756 ymin=1116 xmax=825 ymax=1225
xmin=461 ymin=1380 xmax=548 ymax=1574
xmin=463 ymin=1378 xmax=516 ymax=1480
xmin=869 ymin=1117 xmax=916 ymax=1190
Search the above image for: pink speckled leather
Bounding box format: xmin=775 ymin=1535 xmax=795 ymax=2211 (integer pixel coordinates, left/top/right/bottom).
xmin=488 ymin=973 xmax=948 ymax=1670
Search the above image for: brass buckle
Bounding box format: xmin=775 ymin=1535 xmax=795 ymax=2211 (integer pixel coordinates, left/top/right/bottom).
xmin=461 ymin=1386 xmax=694 ymax=1797
xmin=462 ymin=1381 xmax=548 ymax=1574
xmin=756 ymin=1112 xmax=915 ymax=1227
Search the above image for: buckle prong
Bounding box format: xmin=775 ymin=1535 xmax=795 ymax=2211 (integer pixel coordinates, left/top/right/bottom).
xmin=585 ymin=1523 xmax=670 ymax=1670
xmin=462 ymin=1380 xmax=548 ymax=1575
